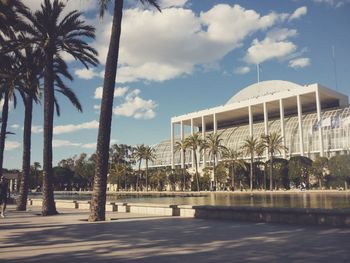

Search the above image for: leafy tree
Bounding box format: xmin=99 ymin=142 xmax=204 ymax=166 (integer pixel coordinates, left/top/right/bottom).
xmin=312 ymin=156 xmax=329 ymax=189
xmin=23 ymin=0 xmax=98 ymax=216
xmin=222 ymin=148 xmax=246 ymax=191
xmin=133 ymin=144 xmax=146 ymax=191
xmin=143 ymin=145 xmax=156 ymax=191
xmin=91 ymin=0 xmax=161 ymax=221
xmin=265 ymin=158 xmax=289 ymax=190
xmin=175 ymin=138 xmax=188 ymax=191
xmin=259 ymin=132 xmax=288 ymax=191
xmin=328 ymin=154 xmax=350 ymax=189
xmin=288 ymin=156 xmax=313 ymax=188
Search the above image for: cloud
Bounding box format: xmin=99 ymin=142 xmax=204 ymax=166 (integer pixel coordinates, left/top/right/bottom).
xmin=74 ymin=68 xmax=100 ymax=80
xmin=234 ymin=66 xmax=251 ymax=75
xmin=53 ymin=120 xmax=99 ymax=135
xmin=82 ymin=4 xmax=294 ymax=83
xmin=113 ymin=89 xmax=158 ymax=119
xmin=94 ymin=86 xmax=129 ymax=99
xmin=93 ymin=105 xmax=101 ymax=110
xmin=25 ymin=0 xmax=98 ymax=15
xmin=53 ymin=139 xmax=81 ymax=148
xmin=10 ymin=124 xmax=20 ymax=129
xmin=5 ymin=140 xmax=21 ymax=151
xmin=244 ymin=28 xmax=297 ymax=64
xmin=288 ymin=57 xmax=311 ymax=68
xmin=32 ymin=125 xmax=43 ymax=134
xmin=159 ymin=0 xmax=189 ymax=8
xmin=312 ymin=0 xmax=349 ymax=8
xmin=81 ymin=142 xmax=96 ymax=149
xmin=289 ymin=6 xmax=307 ymax=21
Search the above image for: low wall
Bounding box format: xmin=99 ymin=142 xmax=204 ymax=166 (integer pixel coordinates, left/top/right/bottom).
xmin=128 ymin=203 xmax=179 ymax=216
xmin=178 ymin=205 xmax=350 ymax=227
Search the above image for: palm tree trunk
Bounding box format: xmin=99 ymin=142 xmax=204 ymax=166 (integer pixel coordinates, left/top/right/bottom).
xmin=0 ymin=92 xmax=9 ymax=177
xmin=269 ymin=155 xmax=273 ymax=191
xmin=231 ymin=164 xmax=235 ymax=191
xmin=42 ymin=50 xmax=58 ymax=216
xmin=145 ymin=160 xmax=148 ymax=192
xmin=194 ymin=151 xmax=200 ymax=192
xmin=137 ymin=160 xmax=141 ymax=191
xmin=17 ymin=94 xmax=33 ymax=211
xmin=250 ymin=156 xmax=253 ymax=192
xmin=182 ymin=151 xmax=186 ymax=191
xmin=89 ymin=0 xmax=123 ymax=222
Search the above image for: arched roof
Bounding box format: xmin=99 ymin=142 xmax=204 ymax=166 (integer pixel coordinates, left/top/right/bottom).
xmin=225 ymin=80 xmax=303 ymax=105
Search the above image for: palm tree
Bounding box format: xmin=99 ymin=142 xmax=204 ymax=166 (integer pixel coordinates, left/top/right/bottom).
xmin=241 ymin=136 xmax=260 ymax=192
xmin=90 ymin=0 xmax=161 ymax=221
xmin=133 ymin=144 xmax=146 ymax=191
xmin=143 ymin=145 xmax=156 ymax=192
xmin=175 ymin=138 xmax=188 ymax=191
xmin=185 ymin=133 xmax=203 ymax=192
xmin=259 ymin=132 xmax=288 ymax=191
xmin=222 ymin=148 xmax=246 ymax=191
xmin=202 ymin=132 xmax=227 ymax=190
xmin=16 ymin=45 xmax=41 ymax=211
xmin=22 ymin=0 xmax=98 ymax=216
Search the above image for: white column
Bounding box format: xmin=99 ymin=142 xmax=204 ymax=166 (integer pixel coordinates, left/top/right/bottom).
xmin=279 ymin=99 xmax=287 ymax=158
xmin=180 ymin=120 xmax=184 ymax=168
xmin=316 ymin=89 xmax=324 ymax=157
xmin=263 ymin=102 xmax=269 ymax=135
xmin=213 ymin=113 xmax=217 ymax=134
xmin=297 ymin=95 xmax=305 ymax=156
xmin=202 ymin=116 xmax=206 ymax=168
xmin=191 ymin=118 xmax=195 ymax=167
xmin=171 ymin=122 xmax=175 ymax=168
xmin=263 ymin=102 xmax=269 ymax=158
xmin=248 ymin=105 xmax=253 ymax=137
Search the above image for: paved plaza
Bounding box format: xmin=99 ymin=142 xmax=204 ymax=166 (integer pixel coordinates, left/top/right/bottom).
xmin=1 ymin=205 xmax=350 ymax=263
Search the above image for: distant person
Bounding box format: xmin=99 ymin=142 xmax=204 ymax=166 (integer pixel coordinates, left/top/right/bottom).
xmin=0 ymin=176 xmax=10 ymax=218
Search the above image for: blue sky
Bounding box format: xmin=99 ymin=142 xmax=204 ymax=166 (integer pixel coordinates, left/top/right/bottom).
xmin=3 ymin=0 xmax=350 ymax=169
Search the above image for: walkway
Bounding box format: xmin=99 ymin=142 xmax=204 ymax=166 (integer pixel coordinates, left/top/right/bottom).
xmin=1 ymin=205 xmax=349 ymax=262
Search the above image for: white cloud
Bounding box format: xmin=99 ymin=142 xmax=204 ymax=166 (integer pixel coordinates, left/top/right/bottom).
xmin=312 ymin=0 xmax=349 ymax=8
xmin=53 ymin=120 xmax=99 ymax=135
xmin=159 ymin=0 xmax=189 ymax=8
xmin=52 ymin=139 xmax=81 ymax=148
xmin=32 ymin=125 xmax=43 ymax=134
xmin=94 ymin=86 xmax=129 ymax=99
xmin=288 ymin=57 xmax=311 ymax=68
xmin=234 ymin=66 xmax=251 ymax=75
xmin=86 ymin=4 xmax=294 ymax=83
xmin=244 ymin=28 xmax=297 ymax=64
xmin=113 ymin=89 xmax=158 ymax=119
xmin=81 ymin=142 xmax=96 ymax=149
xmin=93 ymin=105 xmax=101 ymax=110
xmin=289 ymin=6 xmax=307 ymax=21
xmin=5 ymin=140 xmax=21 ymax=151
xmin=74 ymin=68 xmax=100 ymax=80
xmin=25 ymin=0 xmax=98 ymax=15
xmin=10 ymin=124 xmax=20 ymax=129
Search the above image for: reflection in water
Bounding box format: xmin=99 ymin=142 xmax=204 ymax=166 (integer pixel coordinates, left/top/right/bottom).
xmin=44 ymin=192 xmax=350 ymax=209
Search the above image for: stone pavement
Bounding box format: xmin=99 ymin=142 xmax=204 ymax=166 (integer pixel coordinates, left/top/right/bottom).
xmin=1 ymin=205 xmax=350 ymax=263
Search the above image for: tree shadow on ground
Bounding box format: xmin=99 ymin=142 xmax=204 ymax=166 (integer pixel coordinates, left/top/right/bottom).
xmin=1 ymin=215 xmax=350 ymax=263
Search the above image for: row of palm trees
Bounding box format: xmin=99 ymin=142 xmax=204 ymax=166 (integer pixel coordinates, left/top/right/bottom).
xmin=133 ymin=144 xmax=156 ymax=191
xmin=2 ymin=0 xmax=162 ymax=221
xmin=175 ymin=131 xmax=287 ymax=192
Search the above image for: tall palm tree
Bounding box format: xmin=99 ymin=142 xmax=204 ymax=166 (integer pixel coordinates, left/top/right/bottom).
xmin=90 ymin=0 xmax=161 ymax=221
xmin=241 ymin=136 xmax=260 ymax=192
xmin=175 ymin=138 xmax=188 ymax=191
xmin=16 ymin=45 xmax=41 ymax=211
xmin=143 ymin=145 xmax=156 ymax=192
xmin=22 ymin=0 xmax=98 ymax=216
xmin=133 ymin=144 xmax=146 ymax=191
xmin=222 ymin=148 xmax=246 ymax=191
xmin=185 ymin=133 xmax=203 ymax=192
xmin=259 ymin=132 xmax=288 ymax=191
xmin=202 ymin=132 xmax=227 ymax=190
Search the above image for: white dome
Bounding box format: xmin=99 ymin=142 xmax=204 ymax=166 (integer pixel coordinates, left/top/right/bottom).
xmin=226 ymin=80 xmax=303 ymax=105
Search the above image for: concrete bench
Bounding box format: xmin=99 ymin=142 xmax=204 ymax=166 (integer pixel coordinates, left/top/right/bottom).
xmin=114 ymin=202 xmax=129 ymax=212
xmin=30 ymin=199 xmax=42 ymax=207
xmin=128 ymin=203 xmax=179 ymax=216
xmin=105 ymin=202 xmax=117 ymax=212
xmin=77 ymin=201 xmax=90 ymax=210
xmin=55 ymin=200 xmax=78 ymax=209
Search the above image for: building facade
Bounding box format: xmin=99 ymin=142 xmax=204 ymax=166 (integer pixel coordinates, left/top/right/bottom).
xmin=153 ymin=80 xmax=350 ymax=169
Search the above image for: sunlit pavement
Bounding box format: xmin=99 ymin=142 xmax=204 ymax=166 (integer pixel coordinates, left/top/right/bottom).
xmin=1 ymin=205 xmax=349 ymax=263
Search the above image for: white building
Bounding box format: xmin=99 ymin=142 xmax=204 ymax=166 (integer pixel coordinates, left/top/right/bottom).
xmin=153 ymin=80 xmax=350 ymax=169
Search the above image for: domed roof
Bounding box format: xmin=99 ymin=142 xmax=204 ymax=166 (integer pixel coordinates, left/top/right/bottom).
xmin=225 ymin=80 xmax=303 ymax=105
